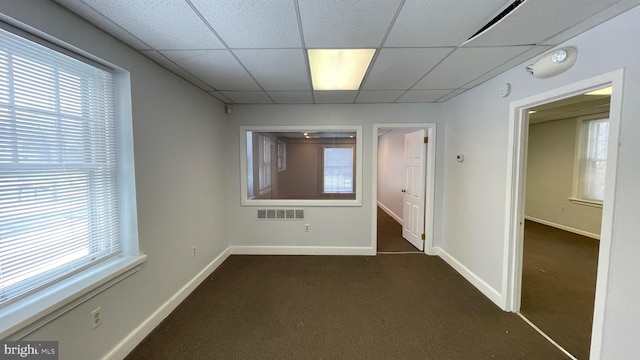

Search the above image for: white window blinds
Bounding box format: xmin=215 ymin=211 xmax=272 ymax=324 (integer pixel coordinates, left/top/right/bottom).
xmin=0 ymin=27 xmax=120 ymax=306
xmin=323 ymin=147 xmax=354 ymax=193
xmin=578 ymin=118 xmax=609 ymax=202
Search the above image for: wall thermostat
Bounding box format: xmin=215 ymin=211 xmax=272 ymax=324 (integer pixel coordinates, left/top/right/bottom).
xmin=456 ymin=154 xmax=464 ymax=162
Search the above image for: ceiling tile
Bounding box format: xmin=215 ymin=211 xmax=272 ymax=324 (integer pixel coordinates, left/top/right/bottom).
xmin=436 ymin=89 xmax=469 ymax=103
xmin=56 ymin=0 xmax=151 ymax=50
xmin=77 ymin=0 xmax=225 ymax=50
xmin=140 ymin=51 xmax=214 ymax=91
xmin=465 ymin=0 xmax=624 ymax=46
xmin=396 ymin=90 xmax=452 ymax=103
xmin=234 ymin=49 xmax=310 ymax=90
xmin=313 ymin=91 xmax=358 ymax=104
xmin=413 ymin=46 xmax=532 ymax=89
xmin=189 ymin=0 xmax=301 ymax=48
xmin=384 ymin=0 xmax=512 ymax=47
xmin=355 ymin=91 xmax=405 ymax=103
xmin=221 ymin=91 xmax=273 ymax=104
xmin=362 ymin=48 xmax=453 ymax=90
xmin=267 ymin=91 xmax=314 ymax=104
xmin=208 ymin=91 xmax=233 ymax=104
xmin=461 ymin=46 xmax=552 ymax=89
xmin=299 ymin=0 xmax=402 ymax=48
xmin=161 ymin=50 xmax=260 ymax=91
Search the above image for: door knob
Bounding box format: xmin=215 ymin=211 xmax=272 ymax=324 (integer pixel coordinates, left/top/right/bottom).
xmin=401 ymin=189 xmax=406 ymax=193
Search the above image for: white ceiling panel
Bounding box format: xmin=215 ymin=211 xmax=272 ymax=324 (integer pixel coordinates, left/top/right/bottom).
xmin=77 ymin=0 xmax=224 ymax=50
xmin=207 ymin=91 xmax=233 ymax=104
xmin=362 ymin=48 xmax=453 ymax=90
xmin=267 ymin=91 xmax=314 ymax=104
xmin=313 ymin=91 xmax=358 ymax=104
xmin=55 ymin=0 xmax=638 ymax=104
xmin=56 ymin=0 xmax=151 ymax=50
xmin=161 ymin=50 xmax=259 ymax=91
xmin=189 ymin=0 xmax=301 ymax=48
xmin=465 ymin=0 xmax=625 ymax=47
xmin=396 ymin=90 xmax=451 ymax=103
xmin=140 ymin=50 xmax=214 ymax=91
xmin=234 ymin=49 xmax=310 ymax=91
xmin=298 ymin=0 xmax=402 ymax=48
xmin=384 ymin=0 xmax=511 ymax=47
xmin=414 ymin=46 xmax=532 ymax=89
xmin=355 ymin=91 xmax=405 ymax=103
xmin=221 ymin=91 xmax=273 ymax=104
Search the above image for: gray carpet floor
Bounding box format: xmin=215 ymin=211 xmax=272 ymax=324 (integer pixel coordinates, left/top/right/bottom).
xmin=125 ymin=254 xmax=568 ymax=359
xmin=376 ymin=206 xmax=420 ymax=253
xmin=521 ymin=220 xmax=599 ymax=360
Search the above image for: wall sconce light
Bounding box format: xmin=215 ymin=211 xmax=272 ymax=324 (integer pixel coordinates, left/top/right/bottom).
xmin=526 ymin=47 xmax=577 ymax=78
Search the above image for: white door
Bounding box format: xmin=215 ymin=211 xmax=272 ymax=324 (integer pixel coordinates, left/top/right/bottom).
xmin=402 ymin=129 xmax=427 ymax=251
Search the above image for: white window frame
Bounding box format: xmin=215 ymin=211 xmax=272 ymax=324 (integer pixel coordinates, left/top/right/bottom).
xmin=570 ymin=113 xmax=609 ymax=208
xmin=239 ymin=125 xmax=363 ymax=207
xmin=0 ymin=22 xmax=144 ymax=340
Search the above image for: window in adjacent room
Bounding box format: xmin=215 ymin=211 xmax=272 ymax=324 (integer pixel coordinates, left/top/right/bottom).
xmin=0 ymin=24 xmax=141 ymax=336
xmin=323 ymin=147 xmax=354 ymax=193
xmin=571 ymin=115 xmax=609 ymax=206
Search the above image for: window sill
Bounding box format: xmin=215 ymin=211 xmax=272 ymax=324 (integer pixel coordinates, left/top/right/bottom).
xmin=568 ymin=197 xmax=603 ymax=208
xmin=0 ymin=255 xmax=147 ymax=340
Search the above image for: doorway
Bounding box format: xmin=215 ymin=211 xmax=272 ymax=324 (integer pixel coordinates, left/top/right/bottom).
xmin=504 ymin=70 xmax=623 ymax=360
xmin=372 ymin=124 xmax=436 ymax=254
xmin=520 ymin=91 xmax=610 ymax=359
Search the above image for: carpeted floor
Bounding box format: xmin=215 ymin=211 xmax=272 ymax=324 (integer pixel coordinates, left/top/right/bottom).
xmin=521 ymin=220 xmax=599 ymax=360
xmin=376 ymin=206 xmax=420 ymax=252
xmin=126 ymin=254 xmax=568 ymax=360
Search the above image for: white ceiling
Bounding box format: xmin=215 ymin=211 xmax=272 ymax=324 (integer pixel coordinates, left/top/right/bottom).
xmin=54 ymin=0 xmax=640 ymax=105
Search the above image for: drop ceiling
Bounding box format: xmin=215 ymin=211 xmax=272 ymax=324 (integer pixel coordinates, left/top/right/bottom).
xmin=54 ymin=0 xmax=640 ymax=105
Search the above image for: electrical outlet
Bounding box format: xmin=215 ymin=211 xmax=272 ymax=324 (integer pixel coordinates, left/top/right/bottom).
xmin=91 ymin=306 xmax=102 ymax=329
xmin=304 ymin=224 xmax=310 ymax=232
xmin=192 ymin=245 xmax=197 ymax=257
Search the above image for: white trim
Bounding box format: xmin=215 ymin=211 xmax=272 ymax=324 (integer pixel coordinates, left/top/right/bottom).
xmin=568 ymin=197 xmax=603 ymax=208
xmin=525 ymin=215 xmax=600 ymax=240
xmin=503 ymin=69 xmax=624 ymax=360
xmin=376 ymin=201 xmax=403 ymax=225
xmin=230 ymin=246 xmax=375 ymax=256
xmin=105 ymin=248 xmax=231 ymax=360
xmin=371 ymin=123 xmax=437 ymax=256
xmin=435 ymin=247 xmax=503 ymax=307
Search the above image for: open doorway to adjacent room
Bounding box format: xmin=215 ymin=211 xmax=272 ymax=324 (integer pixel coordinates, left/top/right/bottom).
xmin=504 ymin=70 xmax=623 ymax=360
xmin=520 ymin=89 xmax=610 ymax=359
xmin=373 ymin=124 xmax=436 ymax=254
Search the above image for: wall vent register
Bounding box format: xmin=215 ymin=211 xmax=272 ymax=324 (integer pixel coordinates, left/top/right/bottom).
xmin=256 ymin=209 xmax=305 ymax=220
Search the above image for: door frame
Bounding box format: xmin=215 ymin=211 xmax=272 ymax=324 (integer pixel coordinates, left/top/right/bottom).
xmin=372 ymin=123 xmax=437 ymax=255
xmin=502 ymin=69 xmax=624 ymax=358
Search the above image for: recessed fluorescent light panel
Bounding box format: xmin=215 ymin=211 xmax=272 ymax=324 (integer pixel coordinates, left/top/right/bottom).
xmin=585 ymin=87 xmax=612 ymax=96
xmin=307 ymin=49 xmax=375 ymax=90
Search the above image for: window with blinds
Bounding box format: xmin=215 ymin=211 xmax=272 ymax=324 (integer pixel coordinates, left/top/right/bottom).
xmin=0 ymin=27 xmax=121 ymax=306
xmin=576 ymin=118 xmax=609 ymax=202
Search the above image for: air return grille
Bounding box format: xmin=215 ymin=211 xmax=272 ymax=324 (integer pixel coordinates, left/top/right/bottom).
xmin=256 ymin=209 xmax=305 ymax=220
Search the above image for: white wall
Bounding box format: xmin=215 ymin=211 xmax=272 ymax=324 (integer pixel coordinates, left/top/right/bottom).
xmin=377 ymin=130 xmax=410 ymax=222
xmin=0 ymin=1 xmax=230 ymax=359
xmin=227 ymin=104 xmax=444 ymax=254
xmin=526 ymin=118 xmax=603 ymax=237
xmin=440 ymin=5 xmax=640 ymax=358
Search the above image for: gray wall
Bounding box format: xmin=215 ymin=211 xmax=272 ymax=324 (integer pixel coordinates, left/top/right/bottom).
xmin=377 ymin=130 xmax=409 ymax=222
xmin=526 ymin=117 xmax=603 ymax=237
xmin=0 ymin=2 xmax=230 ymax=359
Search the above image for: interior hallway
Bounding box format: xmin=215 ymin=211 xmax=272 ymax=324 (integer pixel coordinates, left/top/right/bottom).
xmin=376 ymin=206 xmax=421 ymax=253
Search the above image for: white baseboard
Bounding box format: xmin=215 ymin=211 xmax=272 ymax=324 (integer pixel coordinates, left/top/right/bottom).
xmin=105 ymin=247 xmax=232 ymax=360
xmin=377 ymin=201 xmax=403 ymax=225
xmin=435 ymin=247 xmax=503 ymax=308
xmin=525 ymin=216 xmax=600 ymax=240
xmin=231 ymin=246 xmax=375 ymax=256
